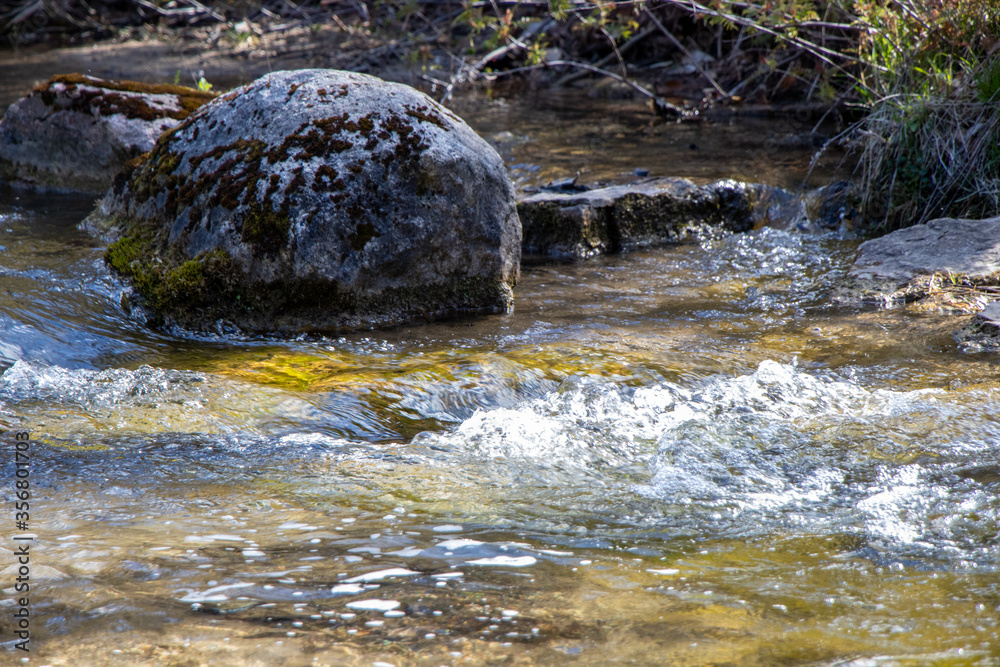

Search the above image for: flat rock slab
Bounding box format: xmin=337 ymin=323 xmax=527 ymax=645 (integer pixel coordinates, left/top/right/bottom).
xmin=843 ymin=215 xmax=1000 ymax=313
xmin=94 ymin=69 xmax=520 ymax=335
xmin=0 ymin=74 xmax=215 ymax=194
xmin=850 ymin=216 xmax=1000 ymax=285
xmin=516 ymin=178 xmax=854 ymax=259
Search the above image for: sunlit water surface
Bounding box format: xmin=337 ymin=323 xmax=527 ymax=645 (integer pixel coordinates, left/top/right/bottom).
xmin=0 ymin=93 xmax=999 ymax=666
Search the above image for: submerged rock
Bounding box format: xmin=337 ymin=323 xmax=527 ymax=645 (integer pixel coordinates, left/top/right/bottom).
xmin=844 ymin=215 xmax=1000 ymax=311
xmin=955 ymin=300 xmax=1000 ymax=350
xmin=516 ymin=178 xmax=854 ymax=259
xmin=0 ymin=73 xmax=215 ymax=194
xmin=92 ymin=69 xmax=520 ymax=334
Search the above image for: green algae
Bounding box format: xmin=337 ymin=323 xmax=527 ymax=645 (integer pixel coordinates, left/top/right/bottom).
xmin=201 ymin=344 xmax=640 ymax=393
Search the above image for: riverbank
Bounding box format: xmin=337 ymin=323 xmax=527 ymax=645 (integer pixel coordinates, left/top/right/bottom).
xmin=0 ymin=39 xmax=853 ymax=197
xmin=10 ymin=0 xmax=997 ymax=237
xmin=0 ymin=2 xmax=853 ymax=119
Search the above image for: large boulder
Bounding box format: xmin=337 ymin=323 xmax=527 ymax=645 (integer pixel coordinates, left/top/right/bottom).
xmin=0 ymin=74 xmax=215 ymax=194
xmin=92 ymin=69 xmax=520 ymax=334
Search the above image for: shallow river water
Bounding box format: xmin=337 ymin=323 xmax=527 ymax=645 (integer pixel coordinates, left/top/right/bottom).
xmin=1 ymin=88 xmax=1000 ymax=666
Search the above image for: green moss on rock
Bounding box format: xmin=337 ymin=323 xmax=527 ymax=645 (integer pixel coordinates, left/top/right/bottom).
xmin=105 ymin=210 xmax=512 ymax=334
xmin=241 ymin=204 xmax=291 ymax=256
xmin=106 ymin=222 xmax=241 ymax=327
xmin=98 ymin=70 xmax=517 ymax=335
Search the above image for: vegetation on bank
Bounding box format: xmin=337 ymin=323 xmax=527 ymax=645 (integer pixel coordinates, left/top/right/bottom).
xmin=2 ymin=0 xmax=999 ymax=234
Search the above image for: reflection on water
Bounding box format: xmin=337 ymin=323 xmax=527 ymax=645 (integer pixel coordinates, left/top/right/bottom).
xmin=1 ymin=97 xmax=999 ymax=664
xmin=449 ymin=92 xmax=847 ymax=191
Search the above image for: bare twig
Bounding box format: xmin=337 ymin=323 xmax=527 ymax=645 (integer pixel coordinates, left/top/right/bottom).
xmin=473 ymin=18 xmax=555 ymax=70
xmin=439 ymin=56 xmax=467 ymax=103
xmin=133 ymin=0 xmax=223 ymax=21
xmin=657 ymin=0 xmax=863 ymax=88
xmin=2 ymin=0 xmax=44 ymax=26
xmin=555 ymin=24 xmax=656 ymax=87
xmin=544 ymin=60 xmax=694 ymax=117
xmin=643 ymin=8 xmax=726 ymax=97
xmin=599 ymin=26 xmax=628 ymax=78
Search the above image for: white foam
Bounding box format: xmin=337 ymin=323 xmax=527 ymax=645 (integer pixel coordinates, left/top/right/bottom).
xmin=435 ymin=539 xmax=483 ymax=550
xmin=346 ymin=599 xmax=400 ymax=612
xmin=385 ymin=547 xmax=424 ymax=557
xmin=465 ymin=556 xmax=537 ymax=567
xmin=278 ymin=522 xmax=316 ymax=530
xmin=344 ymin=568 xmax=419 ymax=583
xmin=185 ymin=534 xmax=244 ymax=543
xmin=330 ymin=584 xmax=366 ymax=595
xmin=432 ymin=524 xmax=463 ymax=533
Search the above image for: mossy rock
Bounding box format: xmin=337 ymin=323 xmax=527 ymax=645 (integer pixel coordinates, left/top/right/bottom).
xmin=517 ymin=179 xmax=756 ymax=260
xmin=91 ymin=69 xmax=521 ymax=335
xmin=516 ymin=179 xmax=860 ymax=260
xmin=0 ymin=73 xmax=215 ymax=194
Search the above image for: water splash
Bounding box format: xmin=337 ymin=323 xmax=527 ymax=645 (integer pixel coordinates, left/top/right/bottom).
xmin=402 ymin=360 xmax=1000 ymax=565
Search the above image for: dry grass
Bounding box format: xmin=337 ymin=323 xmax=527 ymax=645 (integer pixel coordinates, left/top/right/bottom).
xmin=845 ymin=0 xmax=1000 ymax=234
xmin=854 ymin=91 xmax=1000 ymax=232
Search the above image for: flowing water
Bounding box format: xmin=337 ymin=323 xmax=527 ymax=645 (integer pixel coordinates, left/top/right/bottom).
xmin=1 ymin=87 xmax=999 ymax=666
